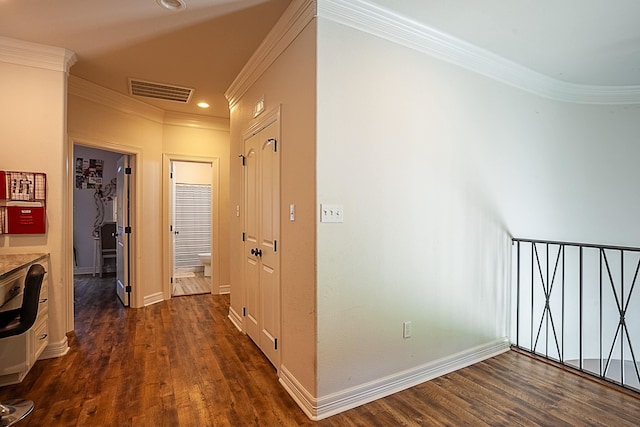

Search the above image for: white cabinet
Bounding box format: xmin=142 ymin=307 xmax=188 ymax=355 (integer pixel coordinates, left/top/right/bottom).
xmin=0 ymin=254 xmax=49 ymax=386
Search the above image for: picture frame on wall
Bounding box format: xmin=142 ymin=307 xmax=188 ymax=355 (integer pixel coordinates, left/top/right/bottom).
xmin=75 ymin=157 xmax=103 ymax=189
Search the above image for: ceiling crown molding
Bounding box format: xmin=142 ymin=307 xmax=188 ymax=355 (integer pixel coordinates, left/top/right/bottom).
xmin=225 ymin=0 xmax=316 ymax=109
xmin=69 ymin=76 xmax=230 ymax=128
xmin=164 ymin=112 xmax=230 ymax=131
xmin=318 ymin=0 xmax=640 ymax=105
xmin=0 ymin=36 xmax=77 ymax=73
xmin=68 ymin=75 xmax=165 ymax=124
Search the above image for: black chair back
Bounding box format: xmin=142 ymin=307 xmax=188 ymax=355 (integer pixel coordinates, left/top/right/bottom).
xmin=0 ymin=263 xmax=46 ymax=338
xmin=19 ymin=263 xmax=46 ymax=332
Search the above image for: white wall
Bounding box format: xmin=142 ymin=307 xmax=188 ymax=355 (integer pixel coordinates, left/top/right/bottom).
xmin=315 ymin=14 xmax=640 ymax=403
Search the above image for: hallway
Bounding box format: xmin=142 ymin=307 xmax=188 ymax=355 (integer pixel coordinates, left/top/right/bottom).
xmin=1 ymin=276 xmax=639 ymax=425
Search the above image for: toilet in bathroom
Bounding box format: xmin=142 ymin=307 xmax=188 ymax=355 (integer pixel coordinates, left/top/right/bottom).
xmin=197 ymin=253 xmax=211 ymax=277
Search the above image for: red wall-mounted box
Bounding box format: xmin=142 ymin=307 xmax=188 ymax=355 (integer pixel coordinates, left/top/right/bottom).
xmin=0 ymin=171 xmax=6 ymax=200
xmin=0 ymin=171 xmax=47 ymax=235
xmin=6 ymin=206 xmax=46 ymax=234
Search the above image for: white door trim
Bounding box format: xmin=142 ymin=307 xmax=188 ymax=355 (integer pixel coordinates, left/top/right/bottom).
xmin=66 ymin=136 xmax=141 ymax=331
xmin=162 ymin=154 xmax=220 ymax=299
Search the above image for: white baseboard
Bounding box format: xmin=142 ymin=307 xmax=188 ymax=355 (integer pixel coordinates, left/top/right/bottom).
xmin=39 ymin=335 xmax=70 ymax=360
xmin=280 ymin=338 xmax=510 ymax=420
xmin=73 ymin=266 xmax=116 ymax=275
xmin=218 ymin=284 xmax=230 ymax=295
xmin=279 ymin=365 xmax=318 ymax=419
xmin=73 ymin=266 xmax=94 ymax=275
xmin=228 ymin=307 xmax=243 ymax=332
xmin=144 ymin=292 xmax=164 ymax=306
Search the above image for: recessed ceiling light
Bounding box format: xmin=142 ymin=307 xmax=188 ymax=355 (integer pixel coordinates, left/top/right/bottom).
xmin=157 ymin=0 xmax=186 ymax=11
xmin=197 ymin=102 xmax=210 ymax=109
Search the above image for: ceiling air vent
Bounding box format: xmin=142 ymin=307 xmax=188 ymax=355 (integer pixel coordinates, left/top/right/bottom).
xmin=129 ymin=78 xmax=194 ymax=103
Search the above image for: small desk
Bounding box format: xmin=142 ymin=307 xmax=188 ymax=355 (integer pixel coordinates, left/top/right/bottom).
xmin=0 ymin=253 xmax=48 ymax=280
xmin=0 ymin=292 xmax=21 ymax=312
xmin=0 ymin=253 xmax=48 ymax=308
xmin=0 ymin=252 xmax=50 ymax=386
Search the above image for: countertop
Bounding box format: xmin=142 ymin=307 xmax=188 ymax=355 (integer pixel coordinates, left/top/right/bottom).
xmin=0 ymin=253 xmax=48 ymax=280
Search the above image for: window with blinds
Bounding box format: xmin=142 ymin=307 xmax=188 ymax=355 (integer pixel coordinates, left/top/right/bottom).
xmin=174 ymin=183 xmax=211 ymax=268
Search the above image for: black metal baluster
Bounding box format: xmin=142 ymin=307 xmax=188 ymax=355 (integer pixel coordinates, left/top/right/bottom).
xmin=516 ymin=240 xmax=521 ymax=348
xmin=561 ymin=244 xmax=565 ymax=363
xmin=580 ymin=245 xmax=583 ymax=371
xmin=621 ymin=249 xmax=625 ymax=385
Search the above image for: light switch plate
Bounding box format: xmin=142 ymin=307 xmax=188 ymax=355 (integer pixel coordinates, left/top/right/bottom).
xmin=320 ymin=204 xmax=344 ymax=223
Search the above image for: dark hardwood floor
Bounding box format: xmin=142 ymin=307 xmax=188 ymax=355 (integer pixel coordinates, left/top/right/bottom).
xmin=1 ymin=274 xmax=640 ymax=426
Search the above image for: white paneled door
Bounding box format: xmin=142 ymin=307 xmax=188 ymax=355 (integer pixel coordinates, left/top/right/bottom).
xmin=244 ymin=111 xmax=280 ymax=368
xmin=116 ymin=155 xmax=131 ymax=307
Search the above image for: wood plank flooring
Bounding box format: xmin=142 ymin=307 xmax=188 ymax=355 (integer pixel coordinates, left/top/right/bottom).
xmin=172 ymin=271 xmax=211 ymax=296
xmin=1 ymin=275 xmax=640 ymax=426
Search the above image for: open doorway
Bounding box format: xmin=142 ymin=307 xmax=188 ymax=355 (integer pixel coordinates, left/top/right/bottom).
xmin=72 ymin=144 xmax=133 ymax=311
xmin=162 ymin=154 xmax=220 ymax=299
xmin=170 ymin=160 xmax=213 ymax=296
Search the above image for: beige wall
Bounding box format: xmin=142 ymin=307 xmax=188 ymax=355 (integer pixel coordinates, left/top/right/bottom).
xmin=173 ymin=160 xmax=213 ymax=185
xmin=228 ymin=19 xmax=318 ymax=395
xmin=68 ymin=80 xmax=231 ymax=304
xmin=68 ymin=91 xmax=165 ymax=305
xmin=163 ymin=122 xmax=231 ymax=288
xmin=0 ymin=54 xmax=72 ymax=355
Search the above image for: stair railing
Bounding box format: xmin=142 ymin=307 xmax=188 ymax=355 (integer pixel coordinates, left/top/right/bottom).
xmin=512 ymin=238 xmax=640 ymax=392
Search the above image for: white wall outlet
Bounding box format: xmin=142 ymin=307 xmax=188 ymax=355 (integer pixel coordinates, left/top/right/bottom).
xmin=289 ymin=204 xmax=295 ymax=221
xmin=320 ymin=204 xmax=344 ymax=223
xmin=403 ymin=321 xmax=412 ymax=339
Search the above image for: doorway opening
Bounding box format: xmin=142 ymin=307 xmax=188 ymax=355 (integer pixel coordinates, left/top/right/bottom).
xmin=71 ymin=143 xmax=134 ymax=319
xmin=163 ymin=155 xmax=220 ymax=299
xmin=171 ymin=160 xmax=212 ymax=296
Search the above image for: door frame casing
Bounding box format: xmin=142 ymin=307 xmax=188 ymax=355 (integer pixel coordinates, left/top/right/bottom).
xmin=162 ymin=154 xmax=220 ymax=299
xmin=65 ymin=136 xmax=141 ymax=330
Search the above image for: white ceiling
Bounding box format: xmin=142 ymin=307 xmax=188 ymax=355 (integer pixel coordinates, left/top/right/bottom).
xmin=1 ymin=0 xmax=639 ymax=118
xmin=369 ymin=0 xmax=640 ymax=86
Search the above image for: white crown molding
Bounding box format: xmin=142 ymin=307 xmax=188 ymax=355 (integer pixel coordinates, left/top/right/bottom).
xmin=225 ymin=0 xmax=316 ymax=109
xmin=68 ymin=75 xmax=165 ymax=123
xmin=69 ymin=76 xmax=231 ymax=128
xmin=318 ymin=0 xmax=640 ymax=105
xmin=163 ymin=111 xmax=229 ymax=131
xmin=0 ymin=36 xmax=77 ymax=73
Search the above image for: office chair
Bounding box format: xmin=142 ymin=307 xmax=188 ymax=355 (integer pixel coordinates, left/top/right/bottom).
xmin=99 ymin=222 xmax=117 ymax=277
xmin=0 ymin=263 xmax=46 ymax=427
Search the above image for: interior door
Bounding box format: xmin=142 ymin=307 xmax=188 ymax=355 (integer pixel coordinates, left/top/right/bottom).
xmin=244 ymin=117 xmax=280 ymax=367
xmin=116 ymin=155 xmax=131 ymax=307
xmin=244 ymin=143 xmax=260 ymax=342
xmin=170 ymin=161 xmax=178 ymax=284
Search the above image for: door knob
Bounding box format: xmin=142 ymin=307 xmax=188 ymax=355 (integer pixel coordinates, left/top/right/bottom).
xmin=251 ymin=248 xmax=262 ymax=257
